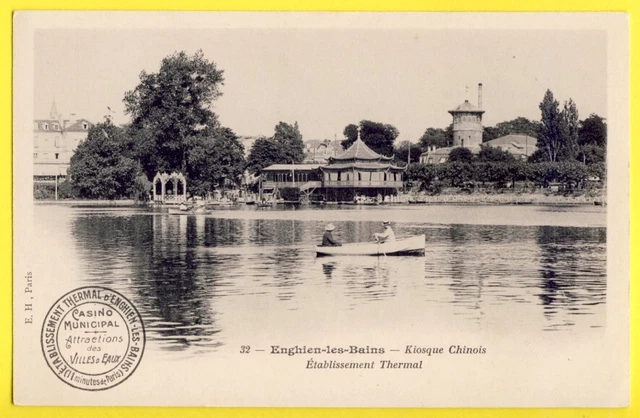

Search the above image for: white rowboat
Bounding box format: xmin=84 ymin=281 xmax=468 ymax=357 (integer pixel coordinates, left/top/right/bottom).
xmin=168 ymin=208 xmax=212 ymax=215
xmin=316 ymin=235 xmax=425 ymax=257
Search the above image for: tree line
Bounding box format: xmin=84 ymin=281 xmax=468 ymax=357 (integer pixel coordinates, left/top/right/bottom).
xmin=406 ymin=147 xmax=605 ymax=193
xmin=65 ymin=51 xmax=305 ymax=200
xmin=60 ymin=50 xmax=606 ymax=200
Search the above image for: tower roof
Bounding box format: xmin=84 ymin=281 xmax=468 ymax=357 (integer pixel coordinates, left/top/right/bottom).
xmin=50 ymin=99 xmax=59 ymax=119
xmin=448 ymin=100 xmax=485 ymax=114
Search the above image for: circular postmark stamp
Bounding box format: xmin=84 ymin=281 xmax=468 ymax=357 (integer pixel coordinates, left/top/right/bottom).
xmin=41 ymin=286 xmax=145 ymax=391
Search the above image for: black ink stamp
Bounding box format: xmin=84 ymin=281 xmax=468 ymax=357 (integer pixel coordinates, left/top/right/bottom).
xmin=41 ymin=286 xmax=145 ymax=391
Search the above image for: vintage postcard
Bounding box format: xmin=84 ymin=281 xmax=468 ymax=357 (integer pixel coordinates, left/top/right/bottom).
xmin=12 ymin=12 xmax=629 ymax=407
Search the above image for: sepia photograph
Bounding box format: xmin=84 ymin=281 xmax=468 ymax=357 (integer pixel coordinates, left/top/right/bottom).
xmin=12 ymin=12 xmax=629 ymax=407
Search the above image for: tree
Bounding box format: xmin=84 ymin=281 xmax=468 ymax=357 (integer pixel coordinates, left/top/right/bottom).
xmin=536 ymin=90 xmax=582 ymax=162
xmin=69 ymin=120 xmax=139 ymax=199
xmin=418 ymin=127 xmax=449 ymax=149
xmin=133 ymin=174 xmax=152 ymax=203
xmin=342 ymin=124 xmax=358 ymax=147
xmin=186 ymin=127 xmax=246 ymax=197
xmin=537 ymin=90 xmax=565 ymax=162
xmin=123 ymin=50 xmax=225 ymax=175
xmin=394 ymin=141 xmax=422 ymax=164
xmin=578 ymin=114 xmax=607 ymax=164
xmin=272 ymin=121 xmax=305 ymax=163
xmin=341 ymin=120 xmax=399 ymax=156
xmin=483 ymin=117 xmax=541 ymax=142
xmin=448 ymin=147 xmax=474 ymax=163
xmin=442 ymin=162 xmax=474 ymax=187
xmin=556 ymin=161 xmax=589 ymax=189
xmin=477 ymin=145 xmax=516 ymax=163
xmin=246 ymin=137 xmax=285 ymax=175
xmin=579 ymin=114 xmax=607 ymax=148
xmin=558 ymin=99 xmax=579 ymax=161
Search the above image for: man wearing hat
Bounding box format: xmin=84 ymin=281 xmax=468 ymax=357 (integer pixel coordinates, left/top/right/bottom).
xmin=374 ymin=221 xmax=396 ymax=243
xmin=321 ymin=224 xmax=342 ymax=247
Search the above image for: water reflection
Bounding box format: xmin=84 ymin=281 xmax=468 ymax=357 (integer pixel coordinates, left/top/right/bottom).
xmin=536 ymin=226 xmax=606 ymax=330
xmin=57 ymin=206 xmax=608 ymax=356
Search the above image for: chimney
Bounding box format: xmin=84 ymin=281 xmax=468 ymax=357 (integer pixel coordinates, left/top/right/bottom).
xmin=478 ymin=83 xmax=483 ymax=110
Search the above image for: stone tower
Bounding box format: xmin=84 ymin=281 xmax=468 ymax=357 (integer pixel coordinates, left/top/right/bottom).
xmin=449 ymin=83 xmax=485 ymax=148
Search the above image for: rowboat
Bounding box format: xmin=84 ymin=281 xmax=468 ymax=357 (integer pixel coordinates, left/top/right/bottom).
xmin=316 ymin=235 xmax=425 ymax=257
xmin=168 ymin=208 xmax=212 ymax=215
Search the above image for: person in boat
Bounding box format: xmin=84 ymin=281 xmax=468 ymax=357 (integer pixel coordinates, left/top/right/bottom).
xmin=374 ymin=221 xmax=396 ymax=243
xmin=321 ymin=224 xmax=342 ymax=247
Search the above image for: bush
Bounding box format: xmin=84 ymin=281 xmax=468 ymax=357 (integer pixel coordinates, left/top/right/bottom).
xmin=33 ymin=184 xmax=55 ymax=200
xmin=60 ymin=180 xmax=76 ymax=199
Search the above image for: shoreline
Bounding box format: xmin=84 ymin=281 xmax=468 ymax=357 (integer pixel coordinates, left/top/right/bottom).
xmin=33 ymin=194 xmax=605 ymax=207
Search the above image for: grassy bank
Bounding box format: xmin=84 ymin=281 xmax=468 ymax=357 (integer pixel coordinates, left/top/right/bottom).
xmin=407 ymin=188 xmax=605 ymax=205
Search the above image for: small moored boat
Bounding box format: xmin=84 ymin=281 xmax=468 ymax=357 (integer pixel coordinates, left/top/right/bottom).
xmin=316 ymin=235 xmax=425 ymax=257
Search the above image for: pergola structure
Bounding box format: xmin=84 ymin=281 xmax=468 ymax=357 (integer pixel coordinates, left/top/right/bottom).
xmin=153 ymin=172 xmax=187 ymax=203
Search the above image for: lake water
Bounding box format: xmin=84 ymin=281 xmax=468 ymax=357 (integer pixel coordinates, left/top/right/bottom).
xmin=34 ymin=204 xmax=607 ymax=359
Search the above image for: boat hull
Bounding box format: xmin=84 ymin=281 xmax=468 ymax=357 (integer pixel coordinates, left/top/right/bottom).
xmin=168 ymin=208 xmax=212 ymax=215
xmin=316 ymin=235 xmax=425 ymax=256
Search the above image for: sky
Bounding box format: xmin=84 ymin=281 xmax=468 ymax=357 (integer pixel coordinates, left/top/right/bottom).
xmin=34 ymin=26 xmax=607 ymax=143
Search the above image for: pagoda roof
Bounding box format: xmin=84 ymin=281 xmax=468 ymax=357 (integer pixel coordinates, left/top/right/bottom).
xmin=448 ymin=100 xmax=485 ymax=114
xmin=321 ymin=162 xmax=405 ymax=171
xmin=331 ymin=137 xmax=393 ymax=162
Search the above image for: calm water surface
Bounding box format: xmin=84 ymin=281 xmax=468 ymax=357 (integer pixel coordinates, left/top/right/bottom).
xmin=35 ymin=204 xmax=606 ymax=357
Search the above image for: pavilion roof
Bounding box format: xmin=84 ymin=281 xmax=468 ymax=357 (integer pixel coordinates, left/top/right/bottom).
xmin=331 ymin=135 xmax=393 ymax=162
xmin=321 ymin=162 xmax=405 ymax=171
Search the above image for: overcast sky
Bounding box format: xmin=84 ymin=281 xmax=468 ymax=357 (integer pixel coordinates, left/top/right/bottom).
xmin=34 ymin=26 xmax=606 ymax=142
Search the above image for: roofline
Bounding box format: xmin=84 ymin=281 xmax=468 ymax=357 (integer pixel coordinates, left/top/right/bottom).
xmin=448 ymin=109 xmax=485 ymax=114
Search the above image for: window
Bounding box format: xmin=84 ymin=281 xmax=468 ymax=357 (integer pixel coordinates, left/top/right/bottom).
xmin=53 ymin=124 xmax=59 ymax=131
xmin=43 ymin=123 xmax=49 ymax=130
xmin=34 ymin=123 xmax=39 ymax=130
xmin=33 ymin=153 xmax=37 ymax=159
xmin=82 ymin=123 xmax=88 ymax=130
xmin=439 ymin=157 xmax=447 ymax=163
xmin=55 ymin=153 xmax=59 ymax=160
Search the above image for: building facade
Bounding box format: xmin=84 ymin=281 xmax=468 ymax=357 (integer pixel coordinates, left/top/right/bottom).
xmin=33 ymin=102 xmax=93 ymax=182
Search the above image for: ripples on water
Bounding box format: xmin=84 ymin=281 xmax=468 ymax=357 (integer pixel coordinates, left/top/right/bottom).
xmin=35 ymin=204 xmax=606 ymax=355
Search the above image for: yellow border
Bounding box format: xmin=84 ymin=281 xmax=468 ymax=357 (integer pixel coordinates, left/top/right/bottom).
xmin=3 ymin=1 xmax=636 ymax=417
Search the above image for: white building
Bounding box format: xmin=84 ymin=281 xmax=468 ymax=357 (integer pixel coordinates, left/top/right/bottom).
xmin=34 ymin=101 xmax=93 ymax=182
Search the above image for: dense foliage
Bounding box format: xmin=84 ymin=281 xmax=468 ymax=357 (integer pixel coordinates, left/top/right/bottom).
xmin=407 ymin=160 xmax=594 ymax=191
xmin=394 ymin=140 xmax=422 ymax=164
xmin=341 ymin=120 xmax=399 ymax=156
xmin=68 ymin=120 xmax=139 ymax=199
xmin=482 ymin=117 xmax=541 ymax=142
xmin=418 ymin=125 xmax=453 ymax=149
xmin=186 ymin=127 xmax=246 ymax=197
xmin=246 ymin=122 xmax=304 ymax=175
xmin=123 ymin=50 xmax=225 ymax=177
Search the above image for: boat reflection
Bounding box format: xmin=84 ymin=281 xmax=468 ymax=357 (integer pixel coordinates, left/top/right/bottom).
xmin=316 ymin=256 xmax=425 ymax=303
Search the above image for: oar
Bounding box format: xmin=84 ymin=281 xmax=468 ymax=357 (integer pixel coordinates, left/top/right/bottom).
xmin=377 ymin=238 xmax=387 ymax=258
